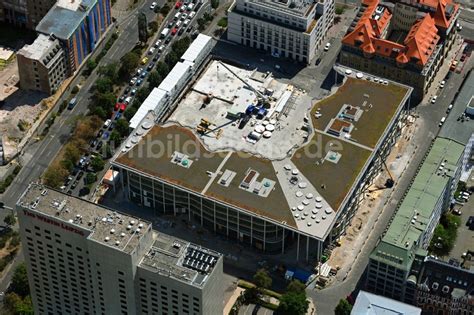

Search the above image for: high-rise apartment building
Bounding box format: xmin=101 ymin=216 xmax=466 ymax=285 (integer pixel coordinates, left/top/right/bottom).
xmin=17 ymin=34 xmax=68 ymax=94
xmin=17 ymin=183 xmax=224 ymax=315
xmin=227 ymin=0 xmax=334 ymax=64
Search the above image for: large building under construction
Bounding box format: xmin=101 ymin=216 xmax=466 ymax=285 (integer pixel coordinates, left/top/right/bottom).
xmin=110 ymin=36 xmax=413 ymax=261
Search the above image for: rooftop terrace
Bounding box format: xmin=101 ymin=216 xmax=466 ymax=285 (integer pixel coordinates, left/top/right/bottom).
xmin=140 ymin=233 xmax=221 ymax=288
xmin=114 ymin=62 xmax=410 ymax=240
xmin=18 ymin=183 xmax=151 ymax=254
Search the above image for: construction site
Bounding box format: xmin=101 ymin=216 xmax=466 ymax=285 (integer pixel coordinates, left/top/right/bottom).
xmin=111 ymin=57 xmax=413 ymax=263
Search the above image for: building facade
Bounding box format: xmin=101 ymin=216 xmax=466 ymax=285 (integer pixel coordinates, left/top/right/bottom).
xmin=339 ymin=0 xmax=459 ymax=101
xmin=36 ymin=0 xmax=112 ymax=74
xmin=16 ymin=0 xmax=112 ymax=94
xmin=17 ymin=34 xmax=68 ymax=94
xmin=415 ymin=257 xmax=474 ymax=315
xmin=0 ymin=0 xmax=56 ymax=29
xmin=17 ymin=183 xmax=224 ymax=315
xmin=227 ymin=0 xmax=334 ymax=64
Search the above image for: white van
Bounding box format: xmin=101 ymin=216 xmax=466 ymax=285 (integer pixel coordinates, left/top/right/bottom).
xmin=174 ymin=12 xmax=181 ymax=20
xmin=103 ymin=119 xmax=112 ymax=129
xmin=189 ymin=11 xmax=196 ymax=19
xmin=183 ymin=19 xmax=190 ymax=28
xmin=176 ymin=20 xmax=182 ymax=28
xmin=187 ymin=3 xmax=194 ymax=11
xmin=439 ymin=116 xmax=446 ymax=126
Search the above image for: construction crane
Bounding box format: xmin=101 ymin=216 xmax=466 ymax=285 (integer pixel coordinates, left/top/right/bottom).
xmin=217 ymin=61 xmax=269 ymax=107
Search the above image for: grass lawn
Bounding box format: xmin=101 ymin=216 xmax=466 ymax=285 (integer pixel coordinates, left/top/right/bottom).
xmin=291 ymin=131 xmax=372 ymax=210
xmin=311 ymin=78 xmax=408 ymax=148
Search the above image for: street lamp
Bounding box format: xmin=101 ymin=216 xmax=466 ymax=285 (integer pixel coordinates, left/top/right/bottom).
xmin=0 ymin=201 xmax=14 ymax=216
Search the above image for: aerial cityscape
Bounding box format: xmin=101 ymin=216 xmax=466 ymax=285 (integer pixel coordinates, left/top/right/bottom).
xmin=0 ymin=0 xmax=472 ymax=314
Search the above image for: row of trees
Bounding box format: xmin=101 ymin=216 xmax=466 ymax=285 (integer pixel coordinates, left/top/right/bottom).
xmin=429 ymin=213 xmax=461 ymax=255
xmin=4 ymin=263 xmax=33 ymax=314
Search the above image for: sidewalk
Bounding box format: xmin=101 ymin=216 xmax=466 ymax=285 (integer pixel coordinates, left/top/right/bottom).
xmin=223 ymin=287 xmax=244 ymax=315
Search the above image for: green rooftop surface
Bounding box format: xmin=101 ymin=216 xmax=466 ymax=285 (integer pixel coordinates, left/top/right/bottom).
xmin=311 ymin=78 xmax=409 ymax=148
xmin=206 ymin=153 xmax=295 ymax=227
xmin=371 ymin=138 xmax=464 ymax=269
xmin=117 ymin=125 xmax=226 ymax=193
xmin=291 ymin=131 xmax=372 ymax=210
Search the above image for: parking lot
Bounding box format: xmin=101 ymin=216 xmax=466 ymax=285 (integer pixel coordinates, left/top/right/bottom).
xmin=60 ymin=0 xmax=211 ymax=198
xmin=449 ymin=189 xmax=474 ymax=261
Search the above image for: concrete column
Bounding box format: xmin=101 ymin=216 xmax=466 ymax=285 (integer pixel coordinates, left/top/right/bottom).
xmin=138 ymin=174 xmax=143 ymax=205
xmin=296 ymin=233 xmax=300 ymax=261
xmin=152 ymin=179 xmax=156 ymax=215
xmin=263 ymin=221 xmax=266 ymax=252
xmin=162 ymin=182 xmax=166 ymax=214
xmin=250 ymin=216 xmax=253 ymax=246
xmin=306 ymin=236 xmax=310 ymax=261
xmin=213 ymin=203 xmax=216 ymax=232
xmin=281 ymin=227 xmax=285 ymax=254
xmin=226 ymin=207 xmax=229 ymax=237
xmin=120 ymin=168 xmax=125 ymax=198
xmin=126 ymin=170 xmax=131 ymax=201
xmin=188 ymin=194 xmax=191 ymax=222
xmin=173 ymin=187 xmax=176 ymax=216
xmin=200 ymin=197 xmax=203 ymax=226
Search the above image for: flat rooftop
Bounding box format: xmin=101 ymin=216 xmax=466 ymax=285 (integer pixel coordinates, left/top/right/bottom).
xmin=139 ymin=233 xmax=221 ymax=288
xmin=240 ymin=0 xmax=316 ymax=17
xmin=372 ymin=138 xmax=464 ymax=269
xmin=18 ymin=183 xmax=151 ymax=254
xmin=36 ymin=0 xmax=96 ymax=40
xmin=438 ymin=70 xmax=474 ymax=145
xmin=113 ymin=62 xmax=410 ymax=240
xmin=352 ymin=290 xmax=421 ymax=315
xmin=18 ymin=34 xmax=61 ymax=64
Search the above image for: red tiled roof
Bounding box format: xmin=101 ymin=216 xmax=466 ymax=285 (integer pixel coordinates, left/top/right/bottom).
xmin=404 ymin=14 xmax=440 ymax=66
xmin=342 ymin=0 xmax=451 ymax=67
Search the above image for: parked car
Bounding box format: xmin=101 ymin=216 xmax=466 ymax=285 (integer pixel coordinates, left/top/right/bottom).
xmin=178 ymin=27 xmax=185 ymax=35
xmin=90 ymin=138 xmax=98 ymax=148
xmin=141 ymin=57 xmax=148 ymax=65
xmin=150 ymin=2 xmax=157 ymax=10
xmin=175 ymin=1 xmax=182 ymax=9
xmin=129 ymin=77 xmax=137 ymax=86
xmin=315 ymin=58 xmax=321 ymax=66
xmin=131 ymin=88 xmax=137 ymax=96
xmin=119 ymin=103 xmax=127 ymax=112
xmin=137 ymin=78 xmax=143 ymax=86
xmin=124 ymin=97 xmax=132 ymax=105
xmin=158 ymin=45 xmax=166 ymax=53
xmin=124 ymin=87 xmax=131 ymax=95
xmin=154 ymin=40 xmax=161 ymax=48
xmin=77 ymin=171 xmax=85 ymax=180
xmin=431 ymin=95 xmax=437 ymax=104
xmin=109 ymin=121 xmax=116 ymax=130
xmin=446 ymin=104 xmax=453 ymax=113
xmin=96 ymin=141 xmax=103 ymax=150
xmin=115 ymin=112 xmax=122 ymax=120
xmin=439 ymin=116 xmax=446 ymax=126
xmin=171 ymin=27 xmax=178 ymax=36
xmin=97 ymin=129 xmax=104 ymax=137
xmin=153 ymin=54 xmax=160 ymax=62
xmin=324 ymin=42 xmax=331 ymax=51
xmin=71 ymin=180 xmax=79 ymax=189
xmin=103 ymin=131 xmax=110 ymax=140
xmin=140 ymin=71 xmax=148 ymax=78
xmin=439 ymin=80 xmax=446 ymax=88
xmin=147 ymin=62 xmax=155 ymax=71
xmin=103 ymin=119 xmax=112 ymax=129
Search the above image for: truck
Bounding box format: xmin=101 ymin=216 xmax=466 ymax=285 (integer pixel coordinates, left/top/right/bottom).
xmin=160 ymin=28 xmax=170 ymax=39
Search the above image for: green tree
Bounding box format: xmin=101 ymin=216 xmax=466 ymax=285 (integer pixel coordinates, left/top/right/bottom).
xmin=43 ymin=165 xmax=68 ymax=188
xmin=211 ymin=0 xmax=219 ymax=9
xmin=63 ymin=142 xmax=82 ymax=163
xmin=95 ymin=77 xmax=113 ymax=94
xmin=148 ymin=71 xmax=163 ymax=88
xmin=217 ymin=17 xmax=228 ymax=28
xmin=138 ymin=12 xmax=149 ymax=43
xmin=89 ymin=106 xmax=109 ymax=121
xmin=60 ymin=159 xmax=74 ymax=172
xmin=124 ymin=106 xmax=138 ymax=121
xmin=148 ymin=21 xmax=159 ymax=34
xmin=160 ymin=4 xmax=170 ymax=15
xmin=93 ymin=92 xmax=116 ymax=111
xmin=115 ymin=119 xmax=130 ymax=137
xmin=109 ymin=130 xmax=122 ymax=145
xmin=165 ymin=51 xmax=179 ymax=68
xmin=91 ymin=156 xmax=105 ymax=172
xmin=119 ymin=51 xmax=140 ymax=78
xmin=171 ymin=37 xmax=191 ymax=56
xmin=85 ymin=173 xmax=97 ymax=185
xmin=155 ymin=61 xmax=169 ymax=77
xmin=4 ymin=292 xmax=34 ymax=315
xmin=10 ymin=263 xmax=30 ymax=297
xmin=4 ymin=213 xmax=16 ymax=227
xmin=253 ymin=269 xmax=272 ymax=290
xmin=136 ymin=87 xmax=151 ymax=103
xmin=335 ymin=298 xmax=352 ymax=315
xmin=85 ymin=59 xmax=97 ymax=75
xmin=277 ymin=292 xmax=308 ymax=315
xmin=102 ymin=143 xmax=113 ymax=159
xmin=286 ymin=280 xmax=306 ymax=294
xmin=98 ymin=62 xmax=119 ymax=83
